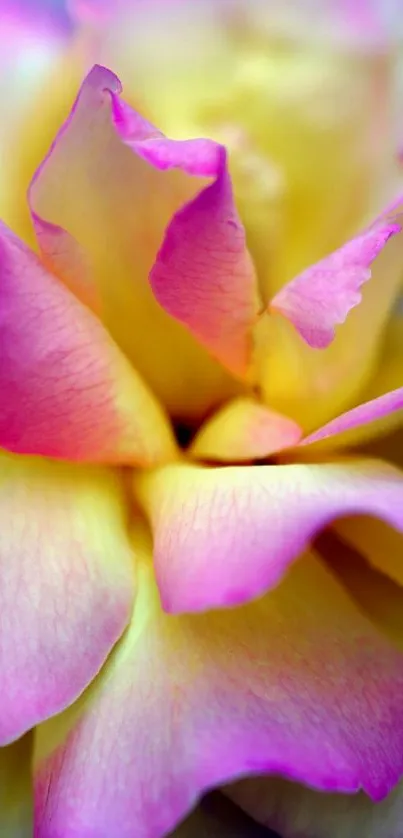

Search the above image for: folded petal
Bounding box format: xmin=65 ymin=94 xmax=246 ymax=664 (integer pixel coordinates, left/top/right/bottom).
xmin=0 ymin=452 xmax=135 ymax=743
xmin=270 ymin=218 xmax=400 ymax=348
xmin=300 ymin=386 xmax=403 ymax=449
xmin=227 ymin=775 xmax=403 ymax=838
xmin=134 ymin=458 xmax=403 ymax=613
xmin=190 ymin=398 xmax=302 ymax=462
xmin=0 ymin=734 xmax=33 ymax=837
xmin=29 ymin=64 xmax=252 ymax=419
xmin=34 ymin=536 xmax=403 ymax=838
xmin=0 ymin=221 xmax=176 ymax=463
xmin=149 ymin=146 xmax=261 ymax=378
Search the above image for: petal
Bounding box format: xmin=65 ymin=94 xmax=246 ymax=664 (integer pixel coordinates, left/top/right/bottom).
xmin=228 ymin=526 xmax=403 ymax=838
xmin=34 ymin=536 xmax=403 ymax=838
xmin=134 ymin=458 xmax=403 ymax=613
xmin=270 ymin=218 xmax=401 ymax=349
xmin=0 ymin=734 xmax=33 ymax=837
xmin=190 ymin=398 xmax=302 ymax=462
xmin=227 ymin=775 xmax=403 ymax=838
xmin=227 ymin=526 xmax=403 ymax=838
xmin=300 ymin=386 xmax=403 ymax=449
xmin=29 ymin=64 xmax=250 ymax=419
xmin=149 ymin=147 xmax=261 ymax=378
xmin=0 ymin=221 xmax=176 ymax=464
xmin=0 ymin=452 xmax=135 ymax=743
xmin=258 ymin=204 xmax=403 ymax=432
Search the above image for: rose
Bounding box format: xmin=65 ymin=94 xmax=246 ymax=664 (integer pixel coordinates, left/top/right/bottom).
xmin=1 ymin=3 xmax=403 ymax=837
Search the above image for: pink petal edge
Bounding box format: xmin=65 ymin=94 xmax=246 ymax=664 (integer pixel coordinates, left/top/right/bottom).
xmin=301 ymin=386 xmax=403 ymax=446
xmin=270 ymin=220 xmax=401 ymax=348
xmin=134 ymin=458 xmax=403 ymax=614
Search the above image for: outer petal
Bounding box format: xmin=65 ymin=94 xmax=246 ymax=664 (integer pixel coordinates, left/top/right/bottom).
xmin=0 ymin=452 xmax=135 ymax=744
xmin=28 ymin=65 xmax=258 ymax=418
xmin=0 ymin=222 xmax=176 ymax=463
xmin=0 ymin=734 xmax=33 ymax=837
xmin=190 ymin=398 xmax=302 ymax=462
xmin=227 ymin=775 xmax=403 ymax=838
xmin=34 ymin=536 xmax=403 ymax=838
xmin=227 ymin=530 xmax=403 ymax=838
xmin=134 ymin=458 xmax=403 ymax=613
xmin=270 ymin=220 xmax=400 ymax=349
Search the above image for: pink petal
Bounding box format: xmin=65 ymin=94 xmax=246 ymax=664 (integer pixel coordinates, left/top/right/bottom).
xmin=0 ymin=452 xmax=135 ymax=744
xmin=0 ymin=221 xmax=176 ymax=463
xmin=270 ymin=220 xmax=401 ymax=349
xmin=134 ymin=458 xmax=403 ymax=613
xmin=258 ymin=204 xmax=403 ymax=433
xmin=228 ymin=536 xmax=403 ymax=838
xmin=301 ymin=386 xmax=403 ymax=448
xmin=148 ymin=146 xmax=261 ymax=378
xmin=34 ymin=540 xmax=403 ymax=838
xmin=190 ymin=398 xmax=302 ymax=462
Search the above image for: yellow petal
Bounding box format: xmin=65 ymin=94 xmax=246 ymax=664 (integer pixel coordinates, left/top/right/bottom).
xmin=190 ymin=397 xmax=302 ymax=462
